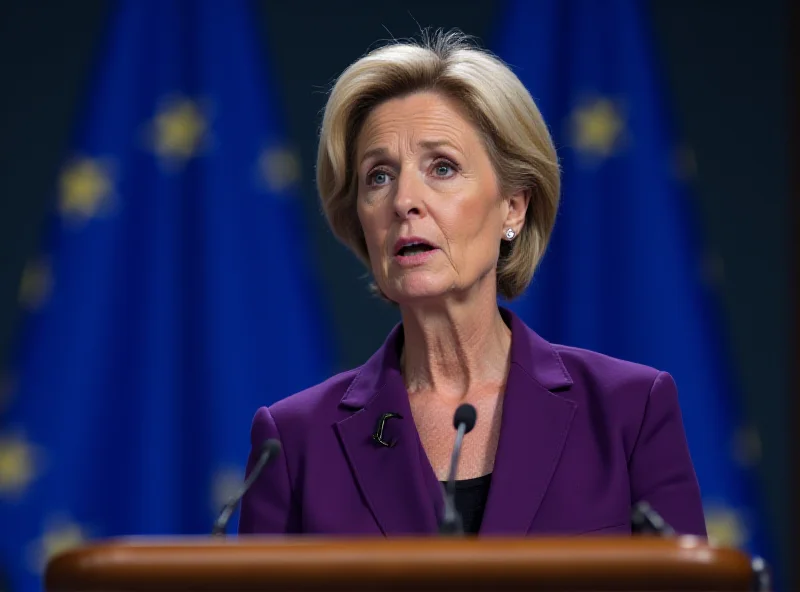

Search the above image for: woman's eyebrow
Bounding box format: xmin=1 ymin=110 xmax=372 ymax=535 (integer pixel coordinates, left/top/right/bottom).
xmin=418 ymin=139 xmax=460 ymax=152
xmin=359 ymin=139 xmax=462 ymax=165
xmin=359 ymin=146 xmax=389 ymax=165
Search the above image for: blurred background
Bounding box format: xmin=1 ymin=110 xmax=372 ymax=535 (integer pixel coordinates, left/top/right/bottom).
xmin=0 ymin=0 xmax=794 ymax=591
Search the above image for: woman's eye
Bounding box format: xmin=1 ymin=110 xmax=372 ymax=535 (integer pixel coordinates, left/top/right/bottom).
xmin=367 ymin=170 xmax=391 ymax=186
xmin=433 ymin=161 xmax=456 ymax=177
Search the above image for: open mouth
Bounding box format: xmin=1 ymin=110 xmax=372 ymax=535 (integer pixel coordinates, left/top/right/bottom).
xmin=396 ymin=243 xmax=436 ymax=256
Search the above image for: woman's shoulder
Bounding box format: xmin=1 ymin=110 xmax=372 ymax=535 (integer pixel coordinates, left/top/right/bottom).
xmin=546 ymin=344 xmax=685 ymax=460
xmin=549 ymin=342 xmax=682 ymax=431
xmin=552 ymin=343 xmax=664 ymax=390
xmin=507 ymin=308 xmax=667 ymax=398
xmin=263 ymin=367 xmax=362 ymax=428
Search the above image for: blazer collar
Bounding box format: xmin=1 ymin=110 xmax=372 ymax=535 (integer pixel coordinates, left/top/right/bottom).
xmin=480 ymin=307 xmax=577 ymax=534
xmin=338 ymin=322 xmax=404 ymax=409
xmin=335 ymin=322 xmax=442 ymax=535
xmin=336 ymin=306 xmax=576 ymax=536
xmin=501 ymin=306 xmax=573 ymax=391
xmin=340 ymin=306 xmax=574 ymax=407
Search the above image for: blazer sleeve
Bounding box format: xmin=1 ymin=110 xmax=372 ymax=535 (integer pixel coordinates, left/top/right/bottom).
xmin=628 ymin=371 xmax=707 ymax=536
xmin=237 ymin=406 xmax=300 ymax=534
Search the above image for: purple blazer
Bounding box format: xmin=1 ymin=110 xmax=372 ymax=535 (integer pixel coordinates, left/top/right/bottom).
xmin=238 ymin=308 xmax=706 ymax=537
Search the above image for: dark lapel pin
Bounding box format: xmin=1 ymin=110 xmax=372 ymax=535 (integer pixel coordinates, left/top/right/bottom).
xmin=372 ymin=412 xmax=403 ymax=447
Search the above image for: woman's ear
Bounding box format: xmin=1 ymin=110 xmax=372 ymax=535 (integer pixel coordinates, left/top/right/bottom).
xmin=503 ymin=188 xmax=530 ymax=236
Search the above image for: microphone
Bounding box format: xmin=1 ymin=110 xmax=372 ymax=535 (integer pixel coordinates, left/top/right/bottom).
xmin=630 ymin=501 xmax=675 ymax=536
xmin=211 ymin=438 xmax=281 ymax=536
xmin=439 ymin=403 xmax=477 ymax=535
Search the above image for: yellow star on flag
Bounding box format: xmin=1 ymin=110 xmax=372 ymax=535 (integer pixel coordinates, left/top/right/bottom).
xmin=59 ymin=158 xmax=115 ymax=225
xmin=27 ymin=516 xmax=88 ymax=574
xmin=0 ymin=431 xmax=42 ymax=499
xmin=18 ymin=257 xmax=52 ymax=311
xmin=704 ymin=504 xmax=748 ymax=548
xmin=259 ymin=146 xmax=301 ymax=193
xmin=149 ymin=96 xmax=209 ymax=168
xmin=570 ymin=98 xmax=625 ymax=159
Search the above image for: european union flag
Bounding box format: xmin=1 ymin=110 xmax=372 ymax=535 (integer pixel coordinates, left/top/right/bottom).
xmin=0 ymin=1 xmax=332 ymax=590
xmin=494 ymin=0 xmax=771 ymax=565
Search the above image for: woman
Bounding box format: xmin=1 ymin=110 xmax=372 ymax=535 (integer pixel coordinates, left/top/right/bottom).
xmin=238 ymin=31 xmax=706 ymax=537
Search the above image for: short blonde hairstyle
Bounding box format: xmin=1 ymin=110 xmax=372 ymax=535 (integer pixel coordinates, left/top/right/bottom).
xmin=316 ymin=30 xmax=560 ymax=300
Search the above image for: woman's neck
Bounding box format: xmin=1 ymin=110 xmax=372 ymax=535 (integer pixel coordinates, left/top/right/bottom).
xmin=399 ymin=294 xmax=512 ymax=400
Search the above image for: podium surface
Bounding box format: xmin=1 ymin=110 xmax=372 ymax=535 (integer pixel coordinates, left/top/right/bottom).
xmin=45 ymin=535 xmax=757 ymax=591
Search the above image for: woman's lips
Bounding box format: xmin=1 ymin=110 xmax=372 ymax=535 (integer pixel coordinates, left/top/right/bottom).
xmin=393 ymin=247 xmax=439 ymax=266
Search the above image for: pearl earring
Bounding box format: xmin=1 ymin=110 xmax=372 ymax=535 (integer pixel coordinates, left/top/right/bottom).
xmin=505 ymin=228 xmax=516 ymax=240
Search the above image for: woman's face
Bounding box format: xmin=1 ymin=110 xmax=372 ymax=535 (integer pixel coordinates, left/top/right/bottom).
xmin=355 ymin=91 xmax=527 ymax=305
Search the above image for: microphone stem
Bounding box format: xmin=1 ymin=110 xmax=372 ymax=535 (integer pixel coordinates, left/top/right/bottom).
xmin=211 ymin=446 xmax=274 ymax=536
xmin=447 ymin=423 xmax=466 ymax=499
xmin=440 ymin=422 xmax=467 ymax=535
xmin=240 ymin=449 xmax=272 ymax=497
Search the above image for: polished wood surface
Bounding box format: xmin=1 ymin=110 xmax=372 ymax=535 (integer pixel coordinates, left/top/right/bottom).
xmin=44 ymin=535 xmax=755 ymax=591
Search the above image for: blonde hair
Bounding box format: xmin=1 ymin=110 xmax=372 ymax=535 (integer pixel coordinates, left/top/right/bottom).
xmin=316 ymin=30 xmax=560 ymax=299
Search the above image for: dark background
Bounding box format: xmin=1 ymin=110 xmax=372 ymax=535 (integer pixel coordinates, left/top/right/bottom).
xmin=0 ymin=0 xmax=794 ymax=585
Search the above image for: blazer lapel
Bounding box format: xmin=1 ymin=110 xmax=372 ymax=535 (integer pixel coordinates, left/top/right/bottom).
xmin=480 ymin=309 xmax=577 ymax=535
xmin=334 ymin=325 xmax=440 ymax=535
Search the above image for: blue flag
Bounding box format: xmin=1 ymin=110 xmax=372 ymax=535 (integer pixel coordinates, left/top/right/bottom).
xmin=0 ymin=1 xmax=332 ymax=590
xmin=494 ymin=0 xmax=771 ymax=564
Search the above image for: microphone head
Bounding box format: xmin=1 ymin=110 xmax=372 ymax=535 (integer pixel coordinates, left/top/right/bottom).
xmin=261 ymin=438 xmax=282 ymax=456
xmin=453 ymin=404 xmax=477 ymax=433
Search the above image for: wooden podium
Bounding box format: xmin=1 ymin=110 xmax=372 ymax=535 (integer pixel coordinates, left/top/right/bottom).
xmin=44 ymin=536 xmax=768 ymax=591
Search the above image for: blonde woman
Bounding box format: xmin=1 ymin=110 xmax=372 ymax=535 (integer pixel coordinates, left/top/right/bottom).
xmin=239 ymin=32 xmax=705 ymax=537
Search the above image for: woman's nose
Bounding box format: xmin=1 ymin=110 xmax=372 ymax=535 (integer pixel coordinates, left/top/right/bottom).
xmin=393 ymin=171 xmax=426 ymax=219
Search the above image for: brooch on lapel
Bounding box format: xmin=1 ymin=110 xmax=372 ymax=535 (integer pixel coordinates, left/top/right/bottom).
xmin=372 ymin=412 xmax=403 ymax=447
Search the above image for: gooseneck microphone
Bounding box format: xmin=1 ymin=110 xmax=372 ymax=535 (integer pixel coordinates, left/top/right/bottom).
xmin=631 ymin=501 xmax=771 ymax=591
xmin=211 ymin=438 xmax=281 ymax=536
xmin=439 ymin=403 xmax=477 ymax=535
xmin=630 ymin=501 xmax=675 ymax=536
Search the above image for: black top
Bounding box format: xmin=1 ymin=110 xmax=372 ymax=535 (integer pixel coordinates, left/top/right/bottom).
xmin=441 ymin=473 xmax=493 ymax=535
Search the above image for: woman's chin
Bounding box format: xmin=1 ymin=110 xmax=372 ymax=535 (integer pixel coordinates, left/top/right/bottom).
xmin=386 ymin=277 xmax=452 ymax=304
